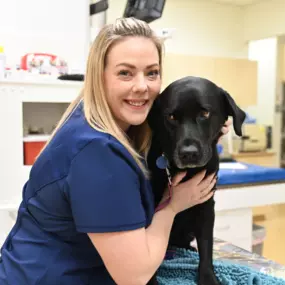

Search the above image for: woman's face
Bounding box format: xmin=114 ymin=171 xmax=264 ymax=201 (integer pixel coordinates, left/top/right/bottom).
xmin=104 ymin=36 xmax=161 ymax=131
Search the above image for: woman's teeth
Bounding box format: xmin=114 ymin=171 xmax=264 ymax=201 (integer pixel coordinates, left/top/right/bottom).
xmin=127 ymin=100 xmax=146 ymax=107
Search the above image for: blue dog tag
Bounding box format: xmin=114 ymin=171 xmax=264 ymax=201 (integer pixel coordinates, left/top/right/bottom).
xmin=156 ymin=155 xmax=168 ymax=169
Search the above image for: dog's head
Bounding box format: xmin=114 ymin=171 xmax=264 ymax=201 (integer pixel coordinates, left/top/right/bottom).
xmin=148 ymin=76 xmax=246 ymax=169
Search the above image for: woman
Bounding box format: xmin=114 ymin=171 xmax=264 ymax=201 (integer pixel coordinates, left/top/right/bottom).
xmin=0 ymin=17 xmax=230 ymax=285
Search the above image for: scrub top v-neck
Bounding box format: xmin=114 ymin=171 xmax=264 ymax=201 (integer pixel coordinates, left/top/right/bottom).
xmin=0 ymin=102 xmax=155 ymax=285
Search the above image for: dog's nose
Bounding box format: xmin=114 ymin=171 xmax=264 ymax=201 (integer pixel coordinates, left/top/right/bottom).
xmin=179 ymin=144 xmax=199 ymax=162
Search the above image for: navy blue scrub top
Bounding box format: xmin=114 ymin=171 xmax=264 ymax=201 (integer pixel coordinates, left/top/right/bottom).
xmin=0 ymin=101 xmax=155 ymax=285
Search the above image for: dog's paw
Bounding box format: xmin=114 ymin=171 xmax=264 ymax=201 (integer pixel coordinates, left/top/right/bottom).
xmin=198 ymin=277 xmax=220 ymax=285
xmin=198 ymin=269 xmax=221 ymax=285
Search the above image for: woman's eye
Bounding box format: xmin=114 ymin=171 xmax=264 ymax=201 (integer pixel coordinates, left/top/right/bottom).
xmin=118 ymin=70 xmax=131 ymax=77
xmin=199 ymin=110 xmax=210 ymax=119
xmin=148 ymin=70 xmax=160 ymax=78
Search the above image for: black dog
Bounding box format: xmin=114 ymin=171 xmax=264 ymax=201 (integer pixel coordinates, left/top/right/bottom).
xmin=146 ymin=76 xmax=246 ymax=285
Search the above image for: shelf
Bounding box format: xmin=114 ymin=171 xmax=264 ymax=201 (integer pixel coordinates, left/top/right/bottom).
xmin=232 ymin=150 xmax=276 ymax=158
xmin=1 ymin=78 xmax=83 ymax=87
xmin=21 ymin=86 xmax=80 ymax=103
xmin=22 ymin=91 xmax=79 ymax=103
xmin=23 ymin=135 xmax=50 ymax=142
xmin=1 ymin=79 xmax=83 ymax=103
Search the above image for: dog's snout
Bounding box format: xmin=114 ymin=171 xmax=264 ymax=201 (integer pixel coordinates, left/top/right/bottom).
xmin=179 ymin=144 xmax=199 ymax=162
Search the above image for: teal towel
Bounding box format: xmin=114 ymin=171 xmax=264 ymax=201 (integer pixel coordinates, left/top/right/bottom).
xmin=157 ymin=248 xmax=285 ymax=285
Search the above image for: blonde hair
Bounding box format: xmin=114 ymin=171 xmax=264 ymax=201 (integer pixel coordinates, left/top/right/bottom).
xmin=40 ymin=17 xmax=164 ymax=176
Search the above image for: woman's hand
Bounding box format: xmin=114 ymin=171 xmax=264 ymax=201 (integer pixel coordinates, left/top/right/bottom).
xmin=161 ymin=170 xmax=216 ymax=215
xmin=218 ymin=118 xmax=232 ymax=143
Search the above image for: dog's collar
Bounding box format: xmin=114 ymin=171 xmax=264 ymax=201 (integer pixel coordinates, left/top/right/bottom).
xmin=156 ymin=153 xmax=172 ymax=186
xmin=155 ymin=153 xmax=174 ymax=212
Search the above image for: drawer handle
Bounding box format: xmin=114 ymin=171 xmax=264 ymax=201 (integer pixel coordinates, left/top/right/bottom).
xmin=215 ymin=225 xmax=230 ymax=231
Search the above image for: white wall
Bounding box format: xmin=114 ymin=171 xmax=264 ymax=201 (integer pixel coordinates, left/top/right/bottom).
xmin=243 ymin=0 xmax=285 ymax=42
xmin=245 ymin=37 xmax=278 ymax=126
xmin=0 ymin=0 xmax=257 ymax=71
xmin=4 ymin=0 xmax=285 ymax=72
xmin=107 ymin=0 xmax=248 ymax=58
xmin=0 ymin=0 xmax=90 ymax=72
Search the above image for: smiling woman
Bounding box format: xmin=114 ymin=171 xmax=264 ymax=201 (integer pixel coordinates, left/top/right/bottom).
xmin=104 ymin=36 xmax=161 ymax=131
xmin=0 ymin=17 xmax=230 ymax=285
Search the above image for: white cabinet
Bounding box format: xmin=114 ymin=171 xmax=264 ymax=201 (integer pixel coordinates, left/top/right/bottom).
xmin=0 ymin=79 xmax=83 ymax=246
xmin=214 ymin=208 xmax=252 ymax=251
xmin=0 ymin=79 xmax=83 ymax=207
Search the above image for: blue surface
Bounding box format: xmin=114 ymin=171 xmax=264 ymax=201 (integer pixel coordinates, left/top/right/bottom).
xmin=217 ymin=163 xmax=285 ymax=186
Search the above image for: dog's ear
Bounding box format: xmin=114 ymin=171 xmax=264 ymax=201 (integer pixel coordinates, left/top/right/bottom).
xmin=148 ymin=97 xmax=162 ymax=131
xmin=221 ymin=90 xmax=246 ymax=136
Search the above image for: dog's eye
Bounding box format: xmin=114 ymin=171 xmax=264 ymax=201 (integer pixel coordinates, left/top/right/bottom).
xmin=200 ymin=110 xmax=210 ymax=119
xmin=168 ymin=114 xmax=176 ymax=121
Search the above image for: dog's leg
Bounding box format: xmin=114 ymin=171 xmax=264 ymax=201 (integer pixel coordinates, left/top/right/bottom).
xmin=169 ymin=219 xmax=198 ymax=252
xmin=195 ymin=200 xmax=220 ymax=285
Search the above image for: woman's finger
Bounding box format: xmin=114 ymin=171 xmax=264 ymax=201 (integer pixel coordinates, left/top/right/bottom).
xmin=192 ymin=170 xmax=207 ymax=185
xmin=198 ymin=191 xmax=214 ymax=204
xmin=172 ymin=171 xmax=187 ymax=186
xmin=198 ymin=172 xmax=215 ymax=187
xmin=220 ymin=118 xmax=232 ymax=135
xmin=200 ymin=177 xmax=217 ymax=196
xmin=224 ymin=118 xmax=232 ymax=127
xmin=221 ymin=126 xmax=229 ymax=135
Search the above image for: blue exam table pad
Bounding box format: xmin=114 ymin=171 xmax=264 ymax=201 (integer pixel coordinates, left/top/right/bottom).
xmin=217 ymin=162 xmax=285 ymax=186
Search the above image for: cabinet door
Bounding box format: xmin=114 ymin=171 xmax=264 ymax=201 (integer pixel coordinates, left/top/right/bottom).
xmin=161 ymin=54 xmax=215 ymax=90
xmin=162 ymin=53 xmax=257 ymax=107
xmin=213 ymin=58 xmax=257 ymax=107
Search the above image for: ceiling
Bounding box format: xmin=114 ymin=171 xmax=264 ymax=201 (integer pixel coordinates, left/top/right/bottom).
xmin=190 ymin=0 xmax=269 ymax=6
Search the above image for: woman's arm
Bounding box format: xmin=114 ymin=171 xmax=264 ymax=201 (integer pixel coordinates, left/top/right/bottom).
xmin=88 ymin=205 xmax=175 ymax=285
xmin=88 ymin=171 xmax=216 ymax=285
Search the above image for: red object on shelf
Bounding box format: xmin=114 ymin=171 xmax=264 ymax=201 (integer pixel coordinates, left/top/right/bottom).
xmin=23 ymin=135 xmax=49 ymax=165
xmin=21 ymin=53 xmax=58 ymax=70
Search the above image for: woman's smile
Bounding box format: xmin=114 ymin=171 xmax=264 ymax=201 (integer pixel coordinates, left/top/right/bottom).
xmin=124 ymin=99 xmax=149 ymax=109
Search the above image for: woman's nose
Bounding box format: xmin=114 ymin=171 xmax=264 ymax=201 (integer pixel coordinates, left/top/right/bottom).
xmin=133 ymin=75 xmax=148 ymax=93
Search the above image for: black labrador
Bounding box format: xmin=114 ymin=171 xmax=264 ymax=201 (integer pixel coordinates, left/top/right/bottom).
xmin=146 ymin=76 xmax=246 ymax=285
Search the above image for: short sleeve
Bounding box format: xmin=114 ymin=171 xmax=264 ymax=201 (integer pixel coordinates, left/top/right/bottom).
xmin=66 ymin=137 xmax=146 ymax=233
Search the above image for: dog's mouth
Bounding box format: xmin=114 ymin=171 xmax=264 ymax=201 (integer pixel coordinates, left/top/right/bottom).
xmin=173 ymin=158 xmax=208 ymax=169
